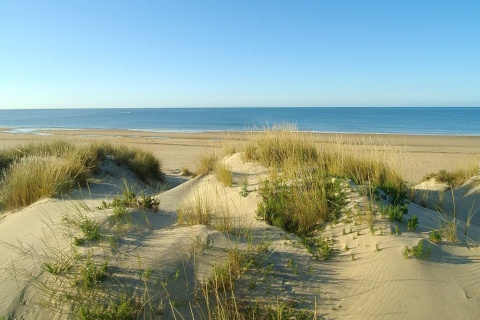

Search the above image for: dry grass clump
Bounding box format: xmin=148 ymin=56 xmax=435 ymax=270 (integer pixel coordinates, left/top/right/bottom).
xmin=177 ymin=193 xmax=215 ymax=225
xmin=244 ymin=125 xmax=318 ymax=169
xmin=0 ymin=141 xmax=163 ymax=210
xmin=197 ymin=152 xmax=218 ymax=175
xmin=423 ymin=164 xmax=479 ymax=187
xmin=97 ymin=142 xmax=163 ymax=184
xmin=215 ymin=162 xmax=233 ymax=187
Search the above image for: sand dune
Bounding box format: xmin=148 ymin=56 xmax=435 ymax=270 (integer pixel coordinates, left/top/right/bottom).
xmin=1 ymin=132 xmax=480 ymax=319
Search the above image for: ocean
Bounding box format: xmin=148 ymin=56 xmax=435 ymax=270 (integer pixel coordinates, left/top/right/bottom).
xmin=0 ymin=107 xmax=479 ymax=136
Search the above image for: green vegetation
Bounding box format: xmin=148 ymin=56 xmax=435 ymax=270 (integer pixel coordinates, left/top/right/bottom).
xmin=407 ymin=215 xmax=419 ymax=231
xmin=380 ymin=203 xmax=408 ymax=222
xmin=247 ymin=126 xmax=405 ymax=240
xmin=75 ymin=296 xmax=138 ymax=320
xmin=429 ymin=230 xmax=442 ymax=243
xmin=403 ymin=239 xmax=431 ymax=260
xmin=0 ymin=141 xmax=163 ymax=210
xmin=424 ymin=165 xmax=479 ymax=187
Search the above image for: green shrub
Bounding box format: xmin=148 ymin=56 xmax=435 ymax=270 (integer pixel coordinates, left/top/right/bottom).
xmin=75 ymin=296 xmax=137 ymax=320
xmin=75 ymin=258 xmax=109 ymax=287
xmin=429 ymin=230 xmax=442 ymax=243
xmin=407 ymin=215 xmax=419 ymax=231
xmin=78 ymin=216 xmax=101 ymax=242
xmin=381 ymin=203 xmax=408 ymax=222
xmin=403 ymin=239 xmax=431 ymax=260
xmin=257 ymin=176 xmax=344 ymax=236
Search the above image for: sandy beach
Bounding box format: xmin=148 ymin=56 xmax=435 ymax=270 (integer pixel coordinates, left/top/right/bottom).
xmin=0 ymin=128 xmax=479 ymax=319
xmin=1 ymin=128 xmax=479 ymax=183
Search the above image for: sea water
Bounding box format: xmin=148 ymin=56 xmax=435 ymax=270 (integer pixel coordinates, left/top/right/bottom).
xmin=0 ymin=107 xmax=479 ymax=136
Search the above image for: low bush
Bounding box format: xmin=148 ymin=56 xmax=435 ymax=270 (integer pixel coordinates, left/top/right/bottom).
xmin=380 ymin=203 xmax=408 ymax=222
xmin=429 ymin=229 xmax=442 ymax=243
xmin=407 ymin=215 xmax=419 ymax=231
xmin=257 ymin=175 xmax=345 ymax=237
xmin=403 ymin=239 xmax=431 ymax=259
xmin=424 ymin=164 xmax=479 ymax=187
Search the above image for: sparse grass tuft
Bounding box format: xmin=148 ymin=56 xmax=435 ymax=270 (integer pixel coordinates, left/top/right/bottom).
xmin=177 ymin=193 xmax=214 ymax=225
xmin=215 ymin=162 xmax=233 ymax=187
xmin=424 ymin=164 xmax=479 ymax=187
xmin=196 ymin=152 xmax=218 ymax=175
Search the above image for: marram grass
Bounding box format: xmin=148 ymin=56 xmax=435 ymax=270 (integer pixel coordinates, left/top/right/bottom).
xmin=0 ymin=141 xmax=163 ymax=210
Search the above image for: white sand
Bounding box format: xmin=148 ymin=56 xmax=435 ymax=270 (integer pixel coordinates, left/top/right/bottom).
xmin=0 ymin=134 xmax=480 ymax=318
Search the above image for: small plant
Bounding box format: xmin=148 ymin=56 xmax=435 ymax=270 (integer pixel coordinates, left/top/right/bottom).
xmin=74 ymin=296 xmax=138 ymax=320
xmin=239 ymin=179 xmax=250 ymax=197
xmin=180 ymin=167 xmax=193 ymax=176
xmin=394 ymin=225 xmax=401 ymax=236
xmin=142 ymin=267 xmax=152 ymax=280
xmin=382 ymin=203 xmax=408 ymax=222
xmin=138 ymin=195 xmax=160 ymax=212
xmin=43 ymin=260 xmax=72 ymax=275
xmin=78 ymin=216 xmax=101 ymax=242
xmin=407 ymin=215 xmax=419 ymax=231
xmin=429 ymin=230 xmax=442 ymax=243
xmin=75 ymin=258 xmax=109 ymax=287
xmin=403 ymin=239 xmax=431 ymax=260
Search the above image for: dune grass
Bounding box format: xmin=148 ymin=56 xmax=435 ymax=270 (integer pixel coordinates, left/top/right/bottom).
xmin=0 ymin=141 xmax=163 ymax=210
xmin=423 ymin=164 xmax=479 ymax=187
xmin=245 ymin=125 xmax=406 ymax=237
xmin=214 ymin=162 xmax=233 ymax=187
xmin=197 ymin=152 xmax=218 ymax=175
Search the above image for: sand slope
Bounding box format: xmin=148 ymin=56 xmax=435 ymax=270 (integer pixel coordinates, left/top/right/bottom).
xmin=1 ymin=153 xmax=479 ymax=319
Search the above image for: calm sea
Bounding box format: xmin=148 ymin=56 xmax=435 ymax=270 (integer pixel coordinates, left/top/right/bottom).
xmin=0 ymin=107 xmax=479 ymax=136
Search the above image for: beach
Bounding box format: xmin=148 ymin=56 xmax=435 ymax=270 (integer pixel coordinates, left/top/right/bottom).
xmin=1 ymin=128 xmax=479 ymax=183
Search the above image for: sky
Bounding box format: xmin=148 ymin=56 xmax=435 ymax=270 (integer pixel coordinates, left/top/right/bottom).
xmin=1 ymin=1 xmax=479 ymax=109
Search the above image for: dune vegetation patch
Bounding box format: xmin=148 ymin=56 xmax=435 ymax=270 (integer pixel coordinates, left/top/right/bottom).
xmin=0 ymin=141 xmax=163 ymax=211
xmin=245 ymin=125 xmax=407 ymax=236
xmin=423 ymin=164 xmax=479 ymax=187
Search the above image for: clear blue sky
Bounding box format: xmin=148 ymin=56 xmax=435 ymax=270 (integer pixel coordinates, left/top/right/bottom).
xmin=1 ymin=1 xmax=479 ymax=109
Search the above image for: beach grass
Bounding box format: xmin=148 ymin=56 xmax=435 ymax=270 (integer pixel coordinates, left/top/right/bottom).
xmin=246 ymin=125 xmax=406 ymax=237
xmin=0 ymin=141 xmax=163 ymax=210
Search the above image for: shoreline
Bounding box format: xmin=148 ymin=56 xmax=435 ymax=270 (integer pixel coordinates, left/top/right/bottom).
xmin=0 ymin=128 xmax=479 ymax=183
xmin=2 ymin=126 xmax=480 ymax=137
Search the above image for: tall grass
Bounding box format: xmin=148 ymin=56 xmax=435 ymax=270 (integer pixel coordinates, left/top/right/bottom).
xmin=0 ymin=141 xmax=163 ymax=210
xmin=197 ymin=152 xmax=218 ymax=175
xmin=214 ymin=162 xmax=233 ymax=187
xmin=246 ymin=125 xmax=405 ymax=236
